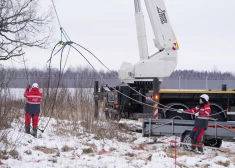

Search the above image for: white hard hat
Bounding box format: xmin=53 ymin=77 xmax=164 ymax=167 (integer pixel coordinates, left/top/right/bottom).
xmin=200 ymin=94 xmax=209 ymax=102
xmin=32 ymin=83 xmax=39 ymax=88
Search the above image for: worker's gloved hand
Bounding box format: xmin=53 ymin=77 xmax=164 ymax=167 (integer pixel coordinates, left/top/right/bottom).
xmin=26 ymin=84 xmax=31 ymax=91
xmin=195 ymin=112 xmax=199 ymax=117
xmin=177 ymin=109 xmax=184 ymax=113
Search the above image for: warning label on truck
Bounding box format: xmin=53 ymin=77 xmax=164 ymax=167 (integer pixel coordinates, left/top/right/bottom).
xmin=157 ymin=7 xmax=167 ymax=24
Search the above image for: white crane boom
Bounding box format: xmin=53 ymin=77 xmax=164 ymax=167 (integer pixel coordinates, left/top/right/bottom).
xmin=134 ymin=0 xmax=149 ymax=60
xmin=118 ymin=0 xmax=179 ymax=83
xmin=145 ymin=0 xmax=178 ymax=51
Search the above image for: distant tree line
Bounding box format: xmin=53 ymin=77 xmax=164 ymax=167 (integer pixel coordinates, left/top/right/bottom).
xmin=1 ymin=66 xmax=235 ymax=80
xmin=169 ymin=70 xmax=235 ymax=80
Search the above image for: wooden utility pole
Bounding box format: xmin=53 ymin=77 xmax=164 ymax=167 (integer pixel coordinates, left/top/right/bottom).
xmin=94 ymin=81 xmax=99 ymax=120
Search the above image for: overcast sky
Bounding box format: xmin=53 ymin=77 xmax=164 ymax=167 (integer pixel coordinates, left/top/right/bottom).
xmin=2 ymin=0 xmax=235 ymax=72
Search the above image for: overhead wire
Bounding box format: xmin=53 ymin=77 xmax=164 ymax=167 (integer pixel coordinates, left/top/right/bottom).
xmin=58 ymin=6 xmax=227 ymax=116
xmin=70 ymin=44 xmax=156 ymax=109
xmin=38 ymin=41 xmax=71 ymax=132
xmin=49 ymin=0 xmax=166 ymax=111
xmin=72 ymin=42 xmax=180 ymax=112
xmin=42 ymin=40 xmax=226 ymax=121
xmin=38 ymin=42 xmax=61 ymax=131
xmin=42 ymin=44 xmax=68 ymax=132
xmin=36 ymin=0 xmax=73 ymax=132
xmin=45 ymin=0 xmax=226 ymax=131
xmin=40 ymin=39 xmax=227 ymax=130
xmin=45 ymin=45 xmax=66 ymax=68
xmin=51 ymin=0 xmax=62 ymax=28
xmin=69 ymin=43 xmax=227 ymax=118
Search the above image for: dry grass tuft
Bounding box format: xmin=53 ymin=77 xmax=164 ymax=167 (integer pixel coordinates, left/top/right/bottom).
xmin=163 ymin=147 xmax=196 ymax=158
xmin=9 ymin=149 xmax=19 ymax=159
xmin=125 ymin=152 xmax=135 ymax=157
xmin=82 ymin=143 xmax=97 ymax=153
xmin=216 ymin=160 xmax=230 ymax=167
xmin=212 ymin=151 xmax=219 ymax=157
xmin=56 ymin=151 xmax=60 ymax=157
xmin=61 ymin=145 xmax=73 ymax=152
xmin=232 ymin=157 xmax=235 ymax=164
xmin=48 ymin=159 xmax=57 ymax=163
xmin=0 ymin=150 xmax=19 ymax=160
xmin=24 ymin=150 xmax=32 ymax=155
xmin=176 ymin=162 xmax=189 ymax=168
xmin=0 ymin=151 xmax=8 ymax=160
xmin=83 ymin=148 xmax=93 ymax=154
xmin=34 ymin=146 xmax=58 ymax=154
xmin=202 ymin=164 xmax=211 ymax=168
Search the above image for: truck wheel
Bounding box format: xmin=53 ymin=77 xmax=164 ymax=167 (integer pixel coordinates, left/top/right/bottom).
xmin=105 ymin=109 xmax=113 ymax=120
xmin=204 ymin=138 xmax=222 ymax=148
xmin=210 ymin=103 xmax=226 ymax=121
xmin=182 ymin=132 xmax=193 ymax=151
xmin=105 ymin=109 xmax=110 ymax=120
xmin=171 ymin=116 xmax=183 ymax=120
xmin=115 ymin=114 xmax=122 ymax=121
xmin=164 ymin=103 xmax=192 ymax=120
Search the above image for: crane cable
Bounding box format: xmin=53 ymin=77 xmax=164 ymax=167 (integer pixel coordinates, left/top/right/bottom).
xmin=47 ymin=38 xmax=227 ymax=119
xmin=41 ymin=43 xmax=70 ymax=132
xmin=60 ymin=26 xmax=227 ymax=118
xmin=36 ymin=0 xmax=73 ymax=132
xmin=70 ymin=42 xmax=228 ymax=118
xmin=48 ymin=0 xmax=178 ymax=113
xmin=60 ymin=27 xmax=188 ymax=112
xmin=56 ymin=0 xmax=227 ymax=118
xmin=61 ymin=28 xmax=178 ymax=112
xmin=41 ymin=0 xmax=226 ymax=132
xmin=69 ymin=43 xmax=227 ymax=118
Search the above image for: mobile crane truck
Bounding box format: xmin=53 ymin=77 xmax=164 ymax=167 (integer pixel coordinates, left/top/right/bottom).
xmin=101 ymin=0 xmax=235 ymax=148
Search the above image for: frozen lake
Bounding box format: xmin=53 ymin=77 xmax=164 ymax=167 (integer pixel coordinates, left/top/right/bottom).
xmin=1 ymin=88 xmax=94 ymax=100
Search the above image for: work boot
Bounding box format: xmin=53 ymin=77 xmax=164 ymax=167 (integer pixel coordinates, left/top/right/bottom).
xmin=196 ymin=142 xmax=204 ymax=154
xmin=25 ymin=125 xmax=30 ymax=134
xmin=32 ymin=127 xmax=37 ymax=138
xmin=191 ymin=139 xmax=196 ymax=151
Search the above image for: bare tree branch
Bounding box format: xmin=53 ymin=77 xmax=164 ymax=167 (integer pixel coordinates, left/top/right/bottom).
xmin=0 ymin=0 xmax=53 ymax=61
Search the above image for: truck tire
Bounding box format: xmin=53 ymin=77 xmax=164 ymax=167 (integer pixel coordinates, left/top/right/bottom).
xmin=210 ymin=103 xmax=227 ymax=121
xmin=204 ymin=138 xmax=222 ymax=148
xmin=115 ymin=114 xmax=122 ymax=121
xmin=183 ymin=135 xmax=222 ymax=149
xmin=105 ymin=109 xmax=111 ymax=120
xmin=182 ymin=132 xmax=193 ymax=151
xmin=105 ymin=109 xmax=114 ymax=120
xmin=164 ymin=103 xmax=193 ymax=120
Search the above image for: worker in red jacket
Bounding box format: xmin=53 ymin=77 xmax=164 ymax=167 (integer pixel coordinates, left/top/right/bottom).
xmin=24 ymin=83 xmax=42 ymax=138
xmin=177 ymin=94 xmax=211 ymax=154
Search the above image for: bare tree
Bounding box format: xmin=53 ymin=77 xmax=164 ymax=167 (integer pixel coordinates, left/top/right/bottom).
xmin=0 ymin=0 xmax=53 ymax=60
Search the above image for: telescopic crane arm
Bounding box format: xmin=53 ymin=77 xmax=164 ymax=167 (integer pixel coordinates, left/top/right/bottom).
xmin=118 ymin=0 xmax=179 ymax=83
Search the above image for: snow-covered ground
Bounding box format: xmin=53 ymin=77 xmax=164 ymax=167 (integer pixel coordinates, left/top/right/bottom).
xmin=0 ymin=118 xmax=235 ymax=168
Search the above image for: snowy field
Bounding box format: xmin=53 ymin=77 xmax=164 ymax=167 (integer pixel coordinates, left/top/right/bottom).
xmin=1 ymin=88 xmax=235 ymax=167
xmin=0 ymin=118 xmax=235 ymax=168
